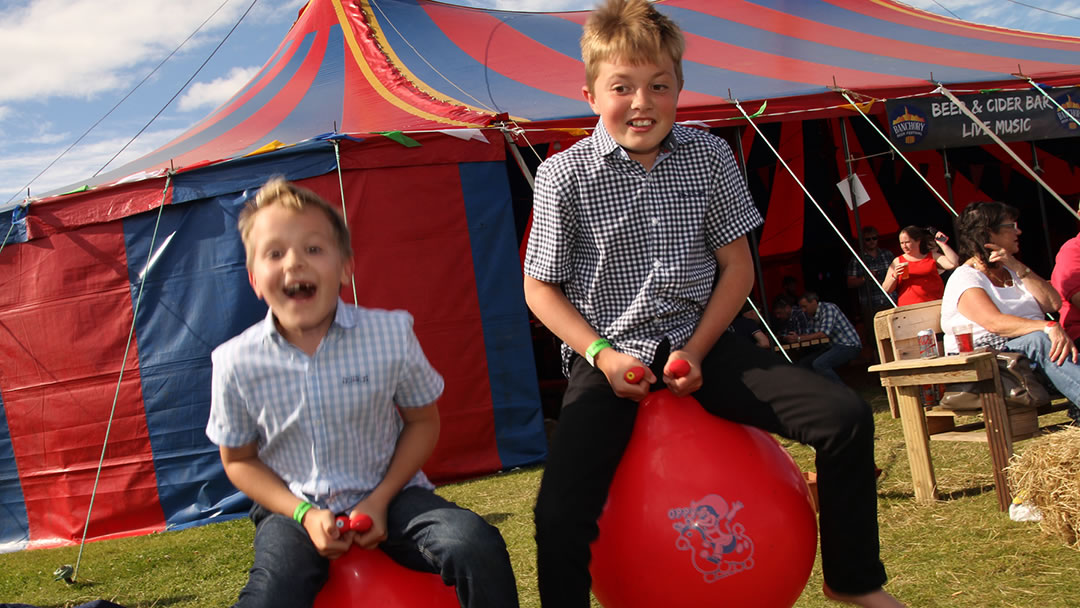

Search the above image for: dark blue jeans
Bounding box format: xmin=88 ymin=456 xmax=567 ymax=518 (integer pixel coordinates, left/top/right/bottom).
xmin=1005 ymin=331 xmax=1080 ymax=423
xmin=798 ymin=343 xmax=862 ymax=383
xmin=233 ymin=486 xmax=518 ymax=608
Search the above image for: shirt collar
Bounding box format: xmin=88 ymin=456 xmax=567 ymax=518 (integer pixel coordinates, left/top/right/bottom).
xmin=592 ymin=120 xmax=680 ymax=160
xmin=256 ymin=298 xmax=356 ymax=343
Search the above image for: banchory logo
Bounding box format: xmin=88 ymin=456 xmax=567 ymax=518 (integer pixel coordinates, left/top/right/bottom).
xmin=1054 ymin=93 xmax=1080 ymax=131
xmin=890 ymin=104 xmax=928 ymax=145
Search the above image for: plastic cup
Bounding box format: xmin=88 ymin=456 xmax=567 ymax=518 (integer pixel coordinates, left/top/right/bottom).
xmin=954 ymin=324 xmax=974 ymax=353
xmin=896 ymin=261 xmax=909 ymax=280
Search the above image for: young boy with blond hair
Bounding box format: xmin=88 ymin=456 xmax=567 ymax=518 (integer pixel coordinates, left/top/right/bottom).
xmin=522 ymin=1 xmax=904 ymax=606
xmin=206 ymin=177 xmax=518 ymax=608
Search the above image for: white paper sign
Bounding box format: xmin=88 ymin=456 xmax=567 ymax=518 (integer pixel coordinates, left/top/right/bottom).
xmin=837 ymin=174 xmax=870 ymax=210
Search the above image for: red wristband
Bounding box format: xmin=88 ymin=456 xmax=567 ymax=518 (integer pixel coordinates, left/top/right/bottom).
xmin=1047 ymin=321 xmax=1058 ymax=328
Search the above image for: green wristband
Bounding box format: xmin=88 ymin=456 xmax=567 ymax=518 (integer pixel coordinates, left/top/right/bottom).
xmin=293 ymin=501 xmax=313 ymax=525
xmin=585 ymin=338 xmax=612 ymax=367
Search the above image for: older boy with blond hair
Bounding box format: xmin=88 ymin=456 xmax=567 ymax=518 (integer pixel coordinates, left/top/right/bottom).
xmin=523 ymin=1 xmax=904 ymax=606
xmin=207 ymin=177 xmax=517 ymax=608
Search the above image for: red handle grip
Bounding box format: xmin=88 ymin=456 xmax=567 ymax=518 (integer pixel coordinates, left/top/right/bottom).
xmin=335 ymin=513 xmax=373 ymax=533
xmin=668 ymin=359 xmax=690 ymax=378
xmin=624 ymin=366 xmax=647 ymax=384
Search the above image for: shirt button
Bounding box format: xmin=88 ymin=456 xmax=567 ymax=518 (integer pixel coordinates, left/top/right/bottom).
xmin=651 ymin=217 xmax=659 ymax=226
xmin=653 ymin=260 xmax=662 ymax=268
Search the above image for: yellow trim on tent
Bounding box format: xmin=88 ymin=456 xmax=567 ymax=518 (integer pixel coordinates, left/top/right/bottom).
xmin=332 ymin=0 xmax=478 ymax=127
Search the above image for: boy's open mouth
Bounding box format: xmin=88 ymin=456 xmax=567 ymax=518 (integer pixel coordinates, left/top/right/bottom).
xmin=283 ymin=281 xmax=317 ymax=299
xmin=629 ymin=119 xmax=653 ymax=127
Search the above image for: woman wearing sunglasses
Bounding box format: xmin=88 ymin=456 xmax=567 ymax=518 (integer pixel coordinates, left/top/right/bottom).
xmin=940 ymin=201 xmax=1080 ymax=424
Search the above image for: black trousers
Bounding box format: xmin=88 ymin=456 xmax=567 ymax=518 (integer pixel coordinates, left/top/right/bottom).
xmin=534 ymin=332 xmax=887 ymax=607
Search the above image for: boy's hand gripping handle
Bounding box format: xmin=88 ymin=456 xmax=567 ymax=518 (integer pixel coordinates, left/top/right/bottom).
xmin=624 ymin=359 xmax=690 ymax=384
xmin=335 ymin=513 xmax=373 ymax=533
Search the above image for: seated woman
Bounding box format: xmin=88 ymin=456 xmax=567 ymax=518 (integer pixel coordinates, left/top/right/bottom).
xmin=882 ymin=225 xmax=960 ymax=306
xmin=940 ymin=201 xmax=1080 ymax=424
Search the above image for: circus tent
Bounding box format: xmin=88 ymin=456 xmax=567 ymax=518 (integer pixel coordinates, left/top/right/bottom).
xmin=2 ymin=0 xmax=1080 ymax=552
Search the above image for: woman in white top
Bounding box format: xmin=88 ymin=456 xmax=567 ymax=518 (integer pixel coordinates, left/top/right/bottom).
xmin=940 ymin=201 xmax=1080 ymax=423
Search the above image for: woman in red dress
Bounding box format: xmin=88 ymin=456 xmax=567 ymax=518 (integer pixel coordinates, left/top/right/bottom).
xmin=882 ymin=225 xmax=960 ymax=306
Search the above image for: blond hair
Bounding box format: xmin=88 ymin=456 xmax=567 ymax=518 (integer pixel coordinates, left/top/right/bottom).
xmin=238 ymin=177 xmax=353 ymax=268
xmin=581 ymin=0 xmax=685 ymax=93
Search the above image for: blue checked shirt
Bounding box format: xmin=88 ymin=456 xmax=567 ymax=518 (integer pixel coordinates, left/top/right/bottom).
xmin=206 ymin=301 xmax=444 ymax=514
xmin=806 ymin=301 xmax=862 ymax=348
xmin=524 ymin=122 xmax=763 ymax=375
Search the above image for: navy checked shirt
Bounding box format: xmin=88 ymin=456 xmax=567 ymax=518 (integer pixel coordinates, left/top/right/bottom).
xmin=846 ymin=249 xmax=896 ymax=309
xmin=807 ymin=301 xmax=862 ymax=348
xmin=206 ymin=301 xmax=443 ymax=513
xmin=524 ymin=122 xmax=763 ymax=375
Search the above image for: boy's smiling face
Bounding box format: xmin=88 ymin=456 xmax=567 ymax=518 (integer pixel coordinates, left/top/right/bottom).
xmin=583 ymin=55 xmax=680 ymax=169
xmin=247 ymin=204 xmax=352 ymax=345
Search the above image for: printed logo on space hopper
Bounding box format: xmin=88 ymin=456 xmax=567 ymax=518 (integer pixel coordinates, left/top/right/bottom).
xmin=668 ymin=493 xmax=754 ymax=582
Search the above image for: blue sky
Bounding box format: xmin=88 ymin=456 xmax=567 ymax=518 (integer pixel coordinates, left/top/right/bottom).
xmin=1 ymin=0 xmax=1078 ymax=206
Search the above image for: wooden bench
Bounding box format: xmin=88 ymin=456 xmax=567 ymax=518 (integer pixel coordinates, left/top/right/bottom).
xmin=868 ymin=300 xmax=1069 ymax=511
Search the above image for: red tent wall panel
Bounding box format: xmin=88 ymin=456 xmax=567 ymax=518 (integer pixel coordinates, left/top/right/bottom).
xmin=298 ymin=167 xmax=502 ymax=480
xmin=758 ymin=121 xmax=805 ymax=258
xmin=0 ymin=224 xmax=164 ymax=548
xmin=25 ymin=178 xmax=172 ymax=240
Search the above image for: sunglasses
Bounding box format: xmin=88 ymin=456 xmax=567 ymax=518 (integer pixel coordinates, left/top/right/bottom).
xmin=995 ymin=222 xmax=1019 ymax=231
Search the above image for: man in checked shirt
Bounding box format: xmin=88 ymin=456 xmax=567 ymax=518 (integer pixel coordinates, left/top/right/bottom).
xmin=521 ymin=1 xmax=904 ymax=606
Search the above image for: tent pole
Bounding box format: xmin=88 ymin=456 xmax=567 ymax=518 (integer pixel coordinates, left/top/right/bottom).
xmin=838 ymin=90 xmax=958 ymax=218
xmin=840 ymin=116 xmax=874 ymax=339
xmin=840 ymin=117 xmax=864 ymax=250
xmin=733 ymin=126 xmax=770 ymax=318
xmin=942 ymin=148 xmax=956 ymax=212
xmin=1031 ymin=141 xmax=1054 ymax=271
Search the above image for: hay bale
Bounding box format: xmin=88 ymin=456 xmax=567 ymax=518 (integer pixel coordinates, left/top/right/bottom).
xmin=1007 ymin=426 xmax=1080 ymax=549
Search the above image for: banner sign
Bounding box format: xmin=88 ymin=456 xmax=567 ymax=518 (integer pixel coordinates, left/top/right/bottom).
xmin=886 ymin=88 xmax=1080 ymax=151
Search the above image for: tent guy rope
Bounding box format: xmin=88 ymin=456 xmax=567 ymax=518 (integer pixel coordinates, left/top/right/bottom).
xmin=732 ymin=98 xmax=897 ymax=309
xmin=331 ymin=138 xmax=360 ymax=304
xmin=935 ymin=84 xmax=1080 ymax=222
xmin=837 ymin=89 xmax=959 ymax=218
xmin=72 ymin=173 xmax=173 ymax=582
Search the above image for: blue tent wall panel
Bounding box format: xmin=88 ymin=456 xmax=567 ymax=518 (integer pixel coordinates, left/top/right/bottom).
xmin=123 ymin=196 xmax=263 ymax=528
xmin=458 ymin=161 xmax=547 ymax=469
xmin=0 ymin=393 xmax=30 ymax=552
xmin=170 ymin=141 xmax=339 ymax=205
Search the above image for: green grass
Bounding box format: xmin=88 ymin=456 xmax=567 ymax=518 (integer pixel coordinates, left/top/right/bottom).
xmin=3 ymin=375 xmax=1079 ymax=607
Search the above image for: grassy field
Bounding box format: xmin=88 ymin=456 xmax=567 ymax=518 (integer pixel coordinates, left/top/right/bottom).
xmin=2 ymin=372 xmax=1078 ymax=607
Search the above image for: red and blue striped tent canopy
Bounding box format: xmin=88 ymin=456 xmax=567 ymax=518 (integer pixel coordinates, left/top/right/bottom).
xmin=3 ymin=0 xmax=1080 ymax=552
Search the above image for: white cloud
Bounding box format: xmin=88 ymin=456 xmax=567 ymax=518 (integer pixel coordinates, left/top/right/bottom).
xmin=178 ymin=66 xmax=261 ymax=112
xmin=0 ymin=0 xmax=250 ymax=104
xmin=0 ymin=126 xmax=186 ymax=202
xmin=901 ymin=0 xmax=1080 ymax=35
